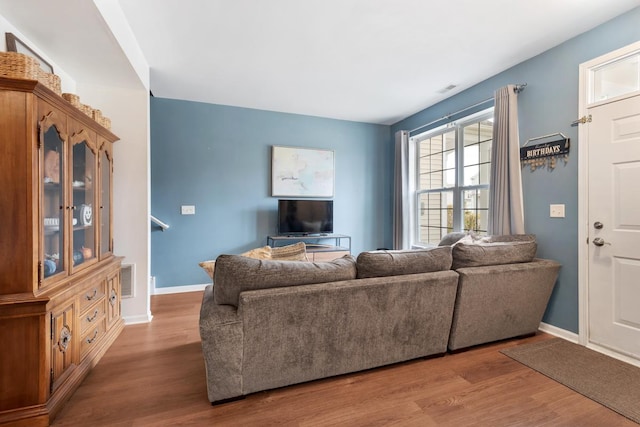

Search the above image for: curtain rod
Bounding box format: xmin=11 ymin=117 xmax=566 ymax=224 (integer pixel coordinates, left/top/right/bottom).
xmin=409 ymin=83 xmax=527 ymax=135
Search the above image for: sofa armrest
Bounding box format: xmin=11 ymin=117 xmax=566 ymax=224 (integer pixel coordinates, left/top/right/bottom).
xmin=448 ymin=258 xmax=561 ymax=351
xmin=199 ymin=285 xmax=243 ymax=403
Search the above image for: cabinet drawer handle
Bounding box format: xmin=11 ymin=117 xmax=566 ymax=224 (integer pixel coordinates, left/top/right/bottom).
xmin=86 ymin=309 xmax=99 ymax=322
xmin=86 ymin=329 xmax=99 ymax=344
xmin=109 ymin=289 xmax=117 ymax=306
xmin=59 ymin=325 xmax=72 ymax=353
xmin=85 ymin=289 xmax=98 ymax=301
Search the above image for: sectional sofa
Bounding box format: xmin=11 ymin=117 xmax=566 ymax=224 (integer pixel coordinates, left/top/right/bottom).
xmin=199 ymin=235 xmax=560 ymax=404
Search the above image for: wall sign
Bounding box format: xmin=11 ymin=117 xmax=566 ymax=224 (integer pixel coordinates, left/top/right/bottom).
xmin=520 ymin=135 xmax=570 ymax=171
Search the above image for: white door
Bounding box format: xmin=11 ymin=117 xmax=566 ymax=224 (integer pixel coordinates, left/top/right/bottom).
xmin=588 ymin=93 xmax=640 ymax=360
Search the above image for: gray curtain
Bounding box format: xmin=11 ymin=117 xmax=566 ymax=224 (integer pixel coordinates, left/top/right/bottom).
xmin=393 ymin=130 xmax=412 ymax=249
xmin=488 ymin=85 xmax=525 ymax=235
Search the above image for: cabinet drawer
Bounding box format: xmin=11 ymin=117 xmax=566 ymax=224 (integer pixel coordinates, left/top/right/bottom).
xmin=79 ymin=281 xmax=106 ymax=313
xmin=80 ymin=298 xmax=107 ymax=335
xmin=80 ymin=317 xmax=106 ymax=359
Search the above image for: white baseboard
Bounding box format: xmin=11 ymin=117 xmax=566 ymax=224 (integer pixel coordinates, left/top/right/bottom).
xmin=152 ymin=283 xmax=210 ymax=295
xmin=586 ymin=342 xmax=640 ymax=368
xmin=123 ymin=313 xmax=153 ymax=325
xmin=539 ymin=322 xmax=640 ymax=367
xmin=538 ymin=322 xmax=579 ymax=343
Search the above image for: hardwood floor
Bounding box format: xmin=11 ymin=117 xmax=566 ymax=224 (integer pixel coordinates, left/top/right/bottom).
xmin=52 ymin=291 xmax=635 ymax=426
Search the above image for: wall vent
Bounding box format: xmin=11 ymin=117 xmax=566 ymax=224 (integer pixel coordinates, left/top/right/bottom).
xmin=121 ymin=264 xmax=135 ymax=298
xmin=438 ymin=84 xmax=457 ymax=94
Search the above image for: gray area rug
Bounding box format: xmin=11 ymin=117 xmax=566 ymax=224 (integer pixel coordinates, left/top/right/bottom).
xmin=501 ymin=338 xmax=640 ymax=424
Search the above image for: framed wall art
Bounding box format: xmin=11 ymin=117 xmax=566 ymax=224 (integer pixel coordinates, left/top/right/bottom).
xmin=5 ymin=32 xmax=54 ymax=73
xmin=272 ymin=145 xmax=335 ymax=197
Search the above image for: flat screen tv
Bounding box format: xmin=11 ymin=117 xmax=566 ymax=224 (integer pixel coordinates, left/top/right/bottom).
xmin=278 ymin=199 xmax=333 ymax=235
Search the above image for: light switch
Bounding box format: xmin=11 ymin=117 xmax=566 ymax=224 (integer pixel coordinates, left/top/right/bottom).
xmin=181 ymin=205 xmax=195 ymax=215
xmin=550 ymin=204 xmax=565 ymax=218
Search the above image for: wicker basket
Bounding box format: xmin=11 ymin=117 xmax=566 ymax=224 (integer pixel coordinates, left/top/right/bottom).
xmin=38 ymin=69 xmax=61 ymax=95
xmin=62 ymin=93 xmax=81 ymax=108
xmin=99 ymin=116 xmax=112 ymax=130
xmin=0 ymin=51 xmax=40 ymax=80
xmin=92 ymin=109 xmax=112 ymax=129
xmin=62 ymin=94 xmax=112 ymax=129
xmin=79 ymin=103 xmax=93 ymax=117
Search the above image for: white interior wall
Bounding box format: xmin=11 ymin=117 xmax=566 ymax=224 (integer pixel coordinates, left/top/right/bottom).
xmin=87 ymin=1 xmax=153 ymax=324
xmin=77 ymin=83 xmax=152 ymax=324
xmin=93 ymin=0 xmax=150 ymax=89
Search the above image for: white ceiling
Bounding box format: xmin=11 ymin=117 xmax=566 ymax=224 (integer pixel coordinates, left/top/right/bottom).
xmin=2 ymin=0 xmax=640 ymax=125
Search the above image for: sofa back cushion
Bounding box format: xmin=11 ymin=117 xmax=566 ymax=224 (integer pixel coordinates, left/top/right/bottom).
xmin=213 ymin=254 xmax=357 ymax=307
xmin=356 ymin=246 xmax=453 ymax=279
xmin=480 ymin=234 xmax=536 ymax=243
xmin=452 ymin=238 xmax=537 ymax=269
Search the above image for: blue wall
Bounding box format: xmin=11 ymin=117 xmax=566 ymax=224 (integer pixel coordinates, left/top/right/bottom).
xmin=392 ymin=7 xmax=640 ymax=333
xmin=151 ymin=98 xmax=392 ymax=288
xmin=150 ymin=7 xmax=639 ymax=331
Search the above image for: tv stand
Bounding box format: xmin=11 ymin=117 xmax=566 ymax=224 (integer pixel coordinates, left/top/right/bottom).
xmin=267 ymin=234 xmax=351 ymax=262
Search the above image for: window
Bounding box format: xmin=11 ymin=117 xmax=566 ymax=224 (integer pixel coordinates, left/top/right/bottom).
xmin=591 ymin=52 xmax=639 ymax=103
xmin=412 ymin=108 xmax=493 ymax=246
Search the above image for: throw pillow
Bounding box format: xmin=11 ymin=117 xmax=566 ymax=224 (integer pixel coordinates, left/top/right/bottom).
xmin=438 ymin=232 xmax=468 ymax=246
xmin=213 ymin=254 xmax=357 ymax=307
xmin=240 ymin=245 xmax=272 ymax=259
xmin=199 ymin=245 xmax=276 ymax=280
xmin=270 ymin=241 xmax=309 ymax=261
xmin=356 ymin=246 xmax=453 ymax=279
xmin=199 ymin=260 xmax=216 ymax=279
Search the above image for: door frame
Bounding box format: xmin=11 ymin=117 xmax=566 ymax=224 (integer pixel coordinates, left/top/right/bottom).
xmin=578 ymin=40 xmax=640 ymax=366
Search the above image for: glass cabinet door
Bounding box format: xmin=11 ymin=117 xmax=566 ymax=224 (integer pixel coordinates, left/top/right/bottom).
xmin=70 ymin=130 xmax=98 ymax=271
xmin=99 ymin=145 xmax=112 ymax=258
xmin=41 ymin=124 xmax=66 ymax=283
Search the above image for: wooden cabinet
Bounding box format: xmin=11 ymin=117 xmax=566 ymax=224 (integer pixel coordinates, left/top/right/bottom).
xmin=0 ymin=77 xmax=124 ymax=426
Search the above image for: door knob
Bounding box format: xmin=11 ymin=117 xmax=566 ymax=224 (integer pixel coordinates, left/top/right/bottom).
xmin=594 ymin=221 xmax=603 ymax=229
xmin=592 ymin=237 xmax=611 ymax=247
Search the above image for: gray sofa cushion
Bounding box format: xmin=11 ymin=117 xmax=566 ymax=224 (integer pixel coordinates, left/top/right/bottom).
xmin=356 ymin=246 xmax=453 ymax=279
xmin=213 ymin=254 xmax=357 ymax=306
xmin=448 ymin=258 xmax=560 ymax=350
xmin=452 ymin=240 xmax=537 ymax=269
xmin=481 ymin=234 xmax=536 ymax=243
